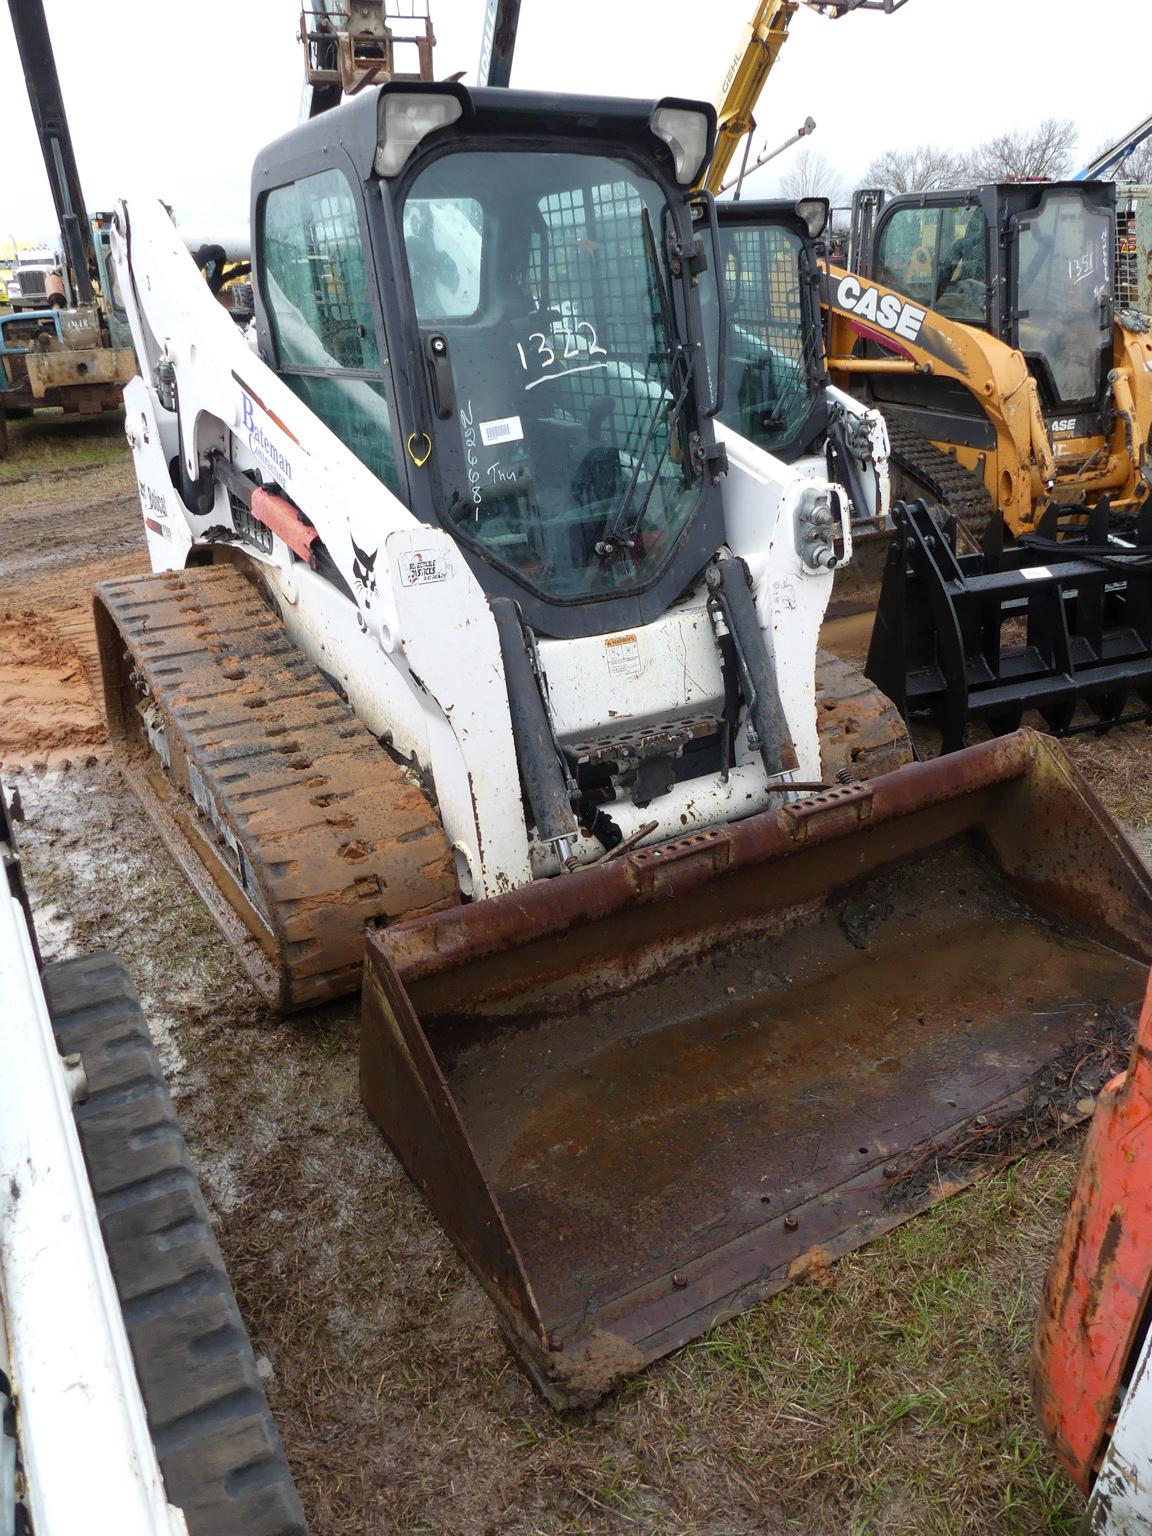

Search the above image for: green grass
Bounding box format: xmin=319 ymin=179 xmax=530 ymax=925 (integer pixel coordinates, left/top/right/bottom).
xmin=1 ymin=408 xmax=128 ymax=482
xmin=603 ymin=1152 xmax=1089 ymax=1535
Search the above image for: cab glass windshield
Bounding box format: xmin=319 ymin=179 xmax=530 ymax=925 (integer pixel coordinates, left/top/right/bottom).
xmin=875 ymin=204 xmax=988 ymax=324
xmin=712 ymin=222 xmax=821 ymax=454
xmin=401 ymin=151 xmax=701 ymax=601
xmin=1015 ymin=193 xmax=1111 ymax=405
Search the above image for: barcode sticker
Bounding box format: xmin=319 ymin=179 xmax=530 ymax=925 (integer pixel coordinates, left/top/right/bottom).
xmin=479 ymin=415 xmax=523 ymax=447
xmin=1021 ymin=566 xmax=1054 ymax=581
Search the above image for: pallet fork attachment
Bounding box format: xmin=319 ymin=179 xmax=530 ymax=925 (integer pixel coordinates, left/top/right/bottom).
xmin=362 ymin=730 xmax=1152 ymax=1405
xmin=867 ymin=500 xmax=1152 ymax=751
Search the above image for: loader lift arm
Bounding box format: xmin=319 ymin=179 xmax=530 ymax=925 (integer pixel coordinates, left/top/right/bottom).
xmin=1075 ymin=110 xmax=1152 ymax=181
xmin=6 ymin=0 xmax=95 ymax=303
xmin=820 ymin=263 xmax=1056 ymax=535
xmin=702 ymin=0 xmax=909 ymax=199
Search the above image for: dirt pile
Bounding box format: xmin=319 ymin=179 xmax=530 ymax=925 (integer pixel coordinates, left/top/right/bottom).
xmin=0 ymin=607 xmax=107 ymax=768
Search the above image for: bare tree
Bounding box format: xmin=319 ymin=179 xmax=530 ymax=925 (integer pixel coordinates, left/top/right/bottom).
xmin=1091 ymin=135 xmax=1152 ymax=183
xmin=967 ymin=117 xmax=1077 ymax=182
xmin=778 ymin=148 xmax=845 ymax=206
xmin=864 ymin=143 xmax=969 ymax=194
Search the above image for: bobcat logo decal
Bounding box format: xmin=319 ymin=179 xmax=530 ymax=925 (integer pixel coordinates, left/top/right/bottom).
xmin=351 ymin=536 xmax=378 ymax=607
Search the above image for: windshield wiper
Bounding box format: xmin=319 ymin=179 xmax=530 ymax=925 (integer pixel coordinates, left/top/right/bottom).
xmin=593 ymin=211 xmax=697 ymax=562
xmin=643 ymin=206 xmax=677 ymax=362
xmin=594 ymin=347 xmax=697 ymax=561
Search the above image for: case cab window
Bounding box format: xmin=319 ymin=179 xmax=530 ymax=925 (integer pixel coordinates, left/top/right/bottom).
xmin=875 ymin=204 xmax=988 ymax=324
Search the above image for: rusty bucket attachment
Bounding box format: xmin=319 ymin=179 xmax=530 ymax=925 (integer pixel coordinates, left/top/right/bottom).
xmin=361 ymin=731 xmax=1152 ymax=1407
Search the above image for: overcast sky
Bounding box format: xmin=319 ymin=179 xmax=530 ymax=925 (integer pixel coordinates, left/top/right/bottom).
xmin=1 ymin=0 xmax=1149 ymax=242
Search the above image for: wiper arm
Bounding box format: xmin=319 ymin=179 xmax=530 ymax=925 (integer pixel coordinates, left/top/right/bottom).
xmin=642 ymin=207 xmax=677 ymax=361
xmin=595 ymin=346 xmax=697 ymax=560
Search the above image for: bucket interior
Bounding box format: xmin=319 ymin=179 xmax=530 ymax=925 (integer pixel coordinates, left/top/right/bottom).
xmin=421 ymin=842 xmax=1143 ymax=1341
xmin=362 ymin=737 xmax=1152 ymax=1389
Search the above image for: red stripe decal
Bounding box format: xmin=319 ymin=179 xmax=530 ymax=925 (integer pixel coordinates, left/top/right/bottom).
xmin=232 ymin=371 xmax=304 ymax=448
xmin=848 ymin=319 xmax=917 ymax=364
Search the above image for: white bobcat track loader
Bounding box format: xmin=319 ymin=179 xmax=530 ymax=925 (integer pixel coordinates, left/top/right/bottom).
xmin=103 ymin=83 xmax=905 ymax=1002
xmin=97 ymin=81 xmax=1152 ymax=1405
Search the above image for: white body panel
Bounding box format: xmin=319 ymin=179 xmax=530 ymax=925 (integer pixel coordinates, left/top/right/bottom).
xmin=825 ymin=385 xmax=892 ymax=526
xmin=1085 ymin=1319 xmax=1152 ymax=1534
xmin=0 ymin=869 xmax=186 ymax=1535
xmin=111 ymin=194 xmax=866 ymax=894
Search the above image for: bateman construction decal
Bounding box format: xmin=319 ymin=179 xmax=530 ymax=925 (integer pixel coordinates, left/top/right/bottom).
xmin=233 ymin=371 xmax=301 ymax=484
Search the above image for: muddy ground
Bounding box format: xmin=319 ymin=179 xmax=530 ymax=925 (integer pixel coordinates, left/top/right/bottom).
xmin=6 ymin=415 xmax=1150 ymax=1534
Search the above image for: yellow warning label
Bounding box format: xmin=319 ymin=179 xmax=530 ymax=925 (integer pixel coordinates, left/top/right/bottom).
xmin=604 ymin=633 xmax=642 ymax=678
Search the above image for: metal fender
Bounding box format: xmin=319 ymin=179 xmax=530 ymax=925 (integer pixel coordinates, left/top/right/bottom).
xmin=1034 ymin=969 xmax=1152 ymax=1494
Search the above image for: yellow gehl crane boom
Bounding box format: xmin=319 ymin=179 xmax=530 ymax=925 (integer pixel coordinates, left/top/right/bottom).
xmin=709 ymin=0 xmax=909 ymax=194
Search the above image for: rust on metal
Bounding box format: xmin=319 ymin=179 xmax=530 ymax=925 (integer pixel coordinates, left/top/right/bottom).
xmin=95 ymin=564 xmax=457 ymax=1010
xmin=814 ymin=648 xmax=912 ymax=782
xmin=361 ymin=728 xmax=1152 ymax=1407
xmin=249 ymin=487 xmax=320 ymax=564
xmin=25 ymin=346 xmax=135 ymax=397
xmin=1033 ymin=973 xmax=1152 ymax=1490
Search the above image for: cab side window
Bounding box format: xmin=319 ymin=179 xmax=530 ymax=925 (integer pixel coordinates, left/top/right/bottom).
xmin=260 ymin=168 xmax=401 ymax=492
xmin=934 ymin=206 xmax=987 ymax=322
xmin=876 ymin=207 xmax=941 ymax=310
xmin=876 ymin=205 xmax=988 ymax=325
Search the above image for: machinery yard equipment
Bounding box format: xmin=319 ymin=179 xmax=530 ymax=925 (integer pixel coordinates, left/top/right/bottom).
xmin=299 ymin=0 xmax=436 ymax=117
xmin=694 ymin=0 xmax=1039 ymax=632
xmin=834 ymin=181 xmax=1152 ymax=747
xmin=851 ymin=180 xmax=1152 ymax=529
xmin=4 ymin=242 xmax=60 ymax=310
xmin=709 ymin=194 xmax=1000 ymax=620
xmin=1 ymin=0 xmax=135 ymax=452
xmin=681 ymin=0 xmax=1152 ymax=746
xmin=1115 ymin=183 xmax=1152 ymax=318
xmin=99 ymin=79 xmax=1152 ymax=1404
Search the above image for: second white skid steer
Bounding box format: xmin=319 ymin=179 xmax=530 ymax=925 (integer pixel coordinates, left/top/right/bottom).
xmin=100 ymin=81 xmax=1152 ymax=1404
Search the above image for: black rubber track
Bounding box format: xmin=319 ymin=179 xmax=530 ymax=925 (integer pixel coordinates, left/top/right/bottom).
xmin=42 ymin=952 xmax=308 ymax=1536
xmin=886 ymin=417 xmax=995 ymax=543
